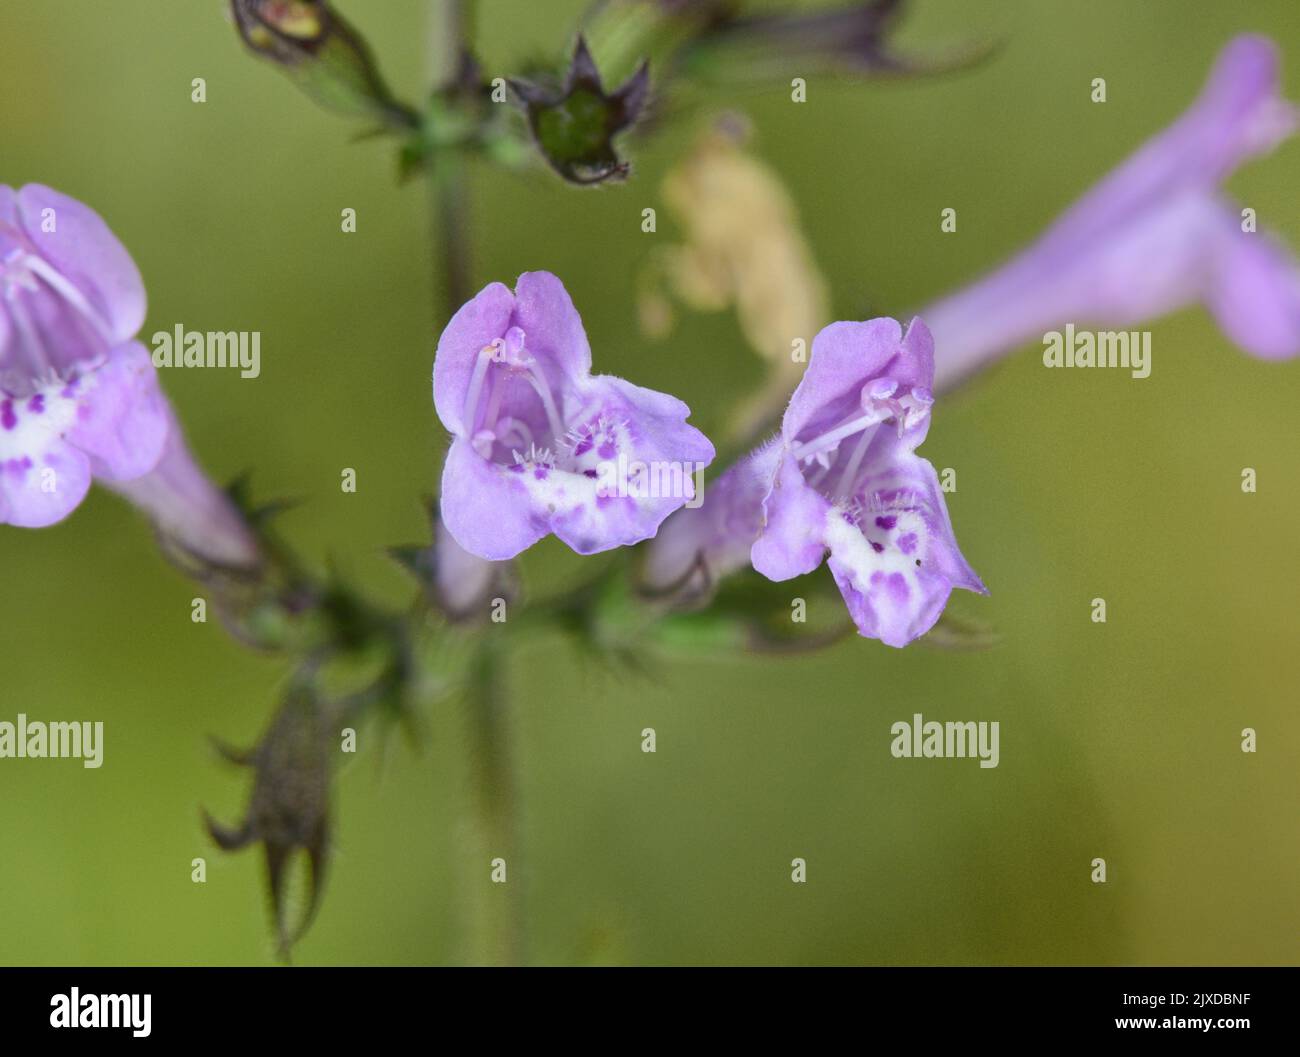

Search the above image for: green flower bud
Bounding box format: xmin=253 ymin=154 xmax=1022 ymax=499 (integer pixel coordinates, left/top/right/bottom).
xmin=229 ymin=0 xmax=416 ymax=129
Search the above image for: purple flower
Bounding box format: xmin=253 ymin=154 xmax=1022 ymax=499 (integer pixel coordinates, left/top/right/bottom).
xmin=647 ymin=317 xmax=985 ymax=648
xmin=1 ymin=184 xmax=167 ymax=527
xmin=433 ymin=271 xmax=715 ymax=560
xmin=104 ymin=405 xmax=260 ymax=569
xmin=640 ymin=446 xmax=763 ymax=595
xmin=1 ymin=184 xmax=258 ymax=567
xmin=432 ymin=509 xmax=503 ymax=619
xmin=925 ymin=34 xmax=1300 ymax=391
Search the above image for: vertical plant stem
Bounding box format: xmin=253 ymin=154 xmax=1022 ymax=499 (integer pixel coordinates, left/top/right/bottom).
xmin=431 ymin=0 xmax=473 ymax=316
xmin=463 ymin=637 xmax=525 ymax=965
xmin=434 ymin=155 xmax=473 ymax=315
xmin=428 ymin=0 xmax=524 ymax=965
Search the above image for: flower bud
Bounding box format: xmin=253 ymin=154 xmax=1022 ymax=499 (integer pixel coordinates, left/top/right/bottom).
xmin=510 ymin=38 xmax=651 ymax=185
xmin=229 ymin=0 xmax=416 ymax=128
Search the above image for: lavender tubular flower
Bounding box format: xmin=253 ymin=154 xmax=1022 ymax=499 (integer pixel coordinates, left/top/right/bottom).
xmin=104 ymin=406 xmax=260 ymax=570
xmin=0 ymin=184 xmax=257 ymax=568
xmin=925 ymin=34 xmax=1300 ymax=391
xmin=433 ymin=271 xmax=714 ymax=560
xmin=1 ymin=184 xmax=165 ymax=526
xmin=431 ymin=510 xmax=511 ymax=620
xmin=647 ymin=318 xmax=985 ymax=648
xmin=642 ymin=439 xmax=774 ymax=595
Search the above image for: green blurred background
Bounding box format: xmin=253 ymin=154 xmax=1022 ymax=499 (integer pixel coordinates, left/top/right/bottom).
xmin=1 ymin=0 xmax=1296 ymax=965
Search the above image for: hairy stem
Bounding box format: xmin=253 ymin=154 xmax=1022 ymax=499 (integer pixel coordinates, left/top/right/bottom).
xmin=431 ymin=0 xmax=474 ymax=315
xmin=428 ymin=0 xmax=525 ymax=966
xmin=462 ymin=637 xmax=525 ymax=965
xmin=434 ymin=156 xmax=473 ymax=315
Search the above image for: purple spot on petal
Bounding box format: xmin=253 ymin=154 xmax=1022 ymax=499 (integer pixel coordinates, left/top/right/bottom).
xmin=886 ymin=572 xmax=909 ymax=606
xmin=4 ymin=456 xmax=32 ymax=478
xmin=874 ymin=516 xmax=896 ymax=530
xmin=897 ymin=532 xmax=918 ymax=555
xmin=870 ymin=541 xmax=884 ymax=553
xmin=1 ymin=400 xmax=15 ymax=431
xmin=533 ymin=467 xmax=549 ymax=480
xmin=598 ymin=441 xmax=617 ymax=460
xmin=26 ymin=395 xmax=44 ymax=414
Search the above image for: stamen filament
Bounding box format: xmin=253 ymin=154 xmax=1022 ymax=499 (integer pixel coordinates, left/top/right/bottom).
xmin=792 ymin=409 xmax=885 ymax=462
xmin=482 ymin=374 xmax=504 ymax=433
xmin=4 ymin=287 xmax=50 ymax=381
xmin=526 ymin=366 xmax=566 ymax=448
xmin=462 ymin=345 xmax=495 ymax=433
xmin=834 ymin=424 xmax=876 ymax=497
xmin=24 ymin=256 xmax=114 ymax=340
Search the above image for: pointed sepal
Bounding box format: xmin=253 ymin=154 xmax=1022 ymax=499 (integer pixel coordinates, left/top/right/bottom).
xmin=510 ymin=37 xmax=651 ymax=185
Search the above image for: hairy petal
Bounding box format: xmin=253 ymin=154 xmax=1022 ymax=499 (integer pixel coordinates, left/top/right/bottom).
xmin=750 ymin=453 xmax=831 ymax=581
xmin=782 ymin=317 xmax=904 ymax=443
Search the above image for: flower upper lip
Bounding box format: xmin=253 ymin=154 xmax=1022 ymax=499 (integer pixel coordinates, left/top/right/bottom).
xmin=2 ymin=184 xmax=147 ymax=395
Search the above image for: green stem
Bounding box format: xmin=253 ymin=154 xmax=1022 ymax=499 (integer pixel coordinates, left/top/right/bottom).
xmin=463 ymin=638 xmax=525 ymax=965
xmin=427 ymin=0 xmax=524 ymax=966
xmin=434 ymin=155 xmax=473 ymax=315
xmin=430 ymin=0 xmax=473 ymax=316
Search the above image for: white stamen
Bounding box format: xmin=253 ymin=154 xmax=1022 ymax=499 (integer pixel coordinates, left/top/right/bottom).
xmin=510 ymin=442 xmax=554 ymax=467
xmin=791 ymin=409 xmax=887 ymax=462
xmin=4 ymin=288 xmax=51 ymax=381
xmin=462 ymin=344 xmax=497 ymax=434
xmin=23 ymin=255 xmax=115 ymax=340
xmin=834 ymin=424 xmax=876 ymax=497
xmin=482 ymin=374 xmax=505 ymax=433
xmin=525 ymin=366 xmax=567 ymax=448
